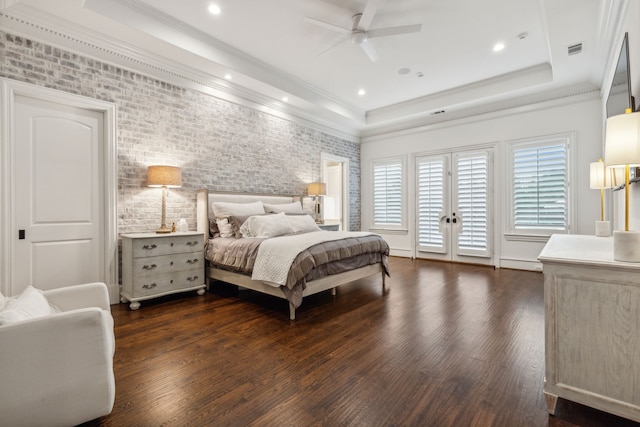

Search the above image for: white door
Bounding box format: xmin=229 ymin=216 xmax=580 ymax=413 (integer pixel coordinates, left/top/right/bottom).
xmin=416 ymin=149 xmax=493 ymax=265
xmin=12 ymin=95 xmax=104 ymax=292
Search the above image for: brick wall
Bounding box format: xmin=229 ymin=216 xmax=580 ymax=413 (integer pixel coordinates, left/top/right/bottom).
xmin=0 ymin=31 xmax=361 ymax=233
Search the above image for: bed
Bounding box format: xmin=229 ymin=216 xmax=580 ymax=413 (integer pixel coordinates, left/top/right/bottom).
xmin=196 ymin=189 xmax=389 ymax=320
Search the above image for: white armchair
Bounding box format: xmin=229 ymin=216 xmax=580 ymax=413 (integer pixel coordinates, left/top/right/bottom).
xmin=0 ymin=282 xmax=115 ymax=427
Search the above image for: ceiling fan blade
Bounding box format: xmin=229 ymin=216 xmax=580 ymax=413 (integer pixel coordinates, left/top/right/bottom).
xmin=304 ymin=17 xmax=352 ymax=34
xmin=360 ymin=40 xmax=379 ymax=62
xmin=318 ymin=36 xmax=350 ymax=56
xmin=358 ymin=0 xmax=383 ymax=30
xmin=367 ymin=24 xmax=422 ymax=39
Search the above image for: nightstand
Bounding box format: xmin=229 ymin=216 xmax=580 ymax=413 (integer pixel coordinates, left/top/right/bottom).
xmin=120 ymin=232 xmax=206 ymax=310
xmin=318 ymin=224 xmax=339 ymax=231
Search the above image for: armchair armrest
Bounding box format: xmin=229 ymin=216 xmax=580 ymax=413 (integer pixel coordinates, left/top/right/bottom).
xmin=0 ymin=307 xmax=115 ymax=426
xmin=43 ymin=282 xmax=111 ymax=311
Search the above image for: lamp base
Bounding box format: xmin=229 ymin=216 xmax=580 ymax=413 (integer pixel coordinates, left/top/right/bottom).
xmin=613 ymin=230 xmax=640 ymax=262
xmin=156 ymin=225 xmax=172 ymax=234
xmin=595 ymin=221 xmax=610 ymax=237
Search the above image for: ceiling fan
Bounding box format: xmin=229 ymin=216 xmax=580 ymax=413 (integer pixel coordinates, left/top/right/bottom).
xmin=304 ymin=0 xmax=422 ymax=62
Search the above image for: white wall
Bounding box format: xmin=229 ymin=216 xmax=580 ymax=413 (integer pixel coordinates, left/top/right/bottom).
xmin=361 ymin=96 xmax=602 ymax=270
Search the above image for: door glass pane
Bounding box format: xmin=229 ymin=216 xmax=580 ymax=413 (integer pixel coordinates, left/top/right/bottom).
xmin=417 ymin=157 xmax=444 ymax=250
xmin=456 ymin=153 xmax=488 ymax=253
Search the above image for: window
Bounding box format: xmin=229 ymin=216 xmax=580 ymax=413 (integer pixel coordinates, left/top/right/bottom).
xmin=371 ymin=157 xmax=405 ymax=229
xmin=508 ymin=134 xmax=572 ymax=238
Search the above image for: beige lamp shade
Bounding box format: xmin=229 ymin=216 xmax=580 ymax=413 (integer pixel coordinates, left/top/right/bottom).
xmin=604 ymin=111 xmax=640 ymax=168
xmin=589 ymin=160 xmax=623 ymax=189
xmin=147 ymin=165 xmax=182 ymax=188
xmin=307 ymin=182 xmax=326 ymax=196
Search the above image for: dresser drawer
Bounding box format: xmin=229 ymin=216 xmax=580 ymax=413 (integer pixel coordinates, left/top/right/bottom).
xmin=132 ymin=252 xmax=203 ymax=277
xmin=133 ymin=270 xmax=204 ymax=297
xmin=131 ymin=234 xmax=202 ymax=258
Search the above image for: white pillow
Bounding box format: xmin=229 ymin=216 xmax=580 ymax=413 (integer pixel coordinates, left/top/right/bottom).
xmin=240 ymin=212 xmax=296 ymax=238
xmin=263 ymin=202 xmax=303 ymax=214
xmin=0 ymin=286 xmax=55 ymax=325
xmin=286 ymin=214 xmax=321 ymax=233
xmin=212 ymin=201 xmax=265 ymax=237
xmin=0 ymin=291 xmax=5 ymax=310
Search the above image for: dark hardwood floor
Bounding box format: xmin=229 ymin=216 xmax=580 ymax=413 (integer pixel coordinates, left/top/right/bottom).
xmin=86 ymin=257 xmax=639 ymax=426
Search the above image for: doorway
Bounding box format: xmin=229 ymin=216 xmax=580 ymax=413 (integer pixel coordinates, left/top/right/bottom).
xmin=415 ymin=148 xmax=493 ymax=265
xmin=321 ymin=153 xmax=349 ymax=231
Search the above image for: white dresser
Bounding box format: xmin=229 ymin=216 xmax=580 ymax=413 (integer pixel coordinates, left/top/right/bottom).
xmin=121 ymin=232 xmax=206 ymax=310
xmin=538 ymin=234 xmax=640 ymax=422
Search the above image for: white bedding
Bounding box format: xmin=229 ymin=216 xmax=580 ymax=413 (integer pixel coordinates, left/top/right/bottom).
xmin=251 ymin=230 xmax=374 ymax=287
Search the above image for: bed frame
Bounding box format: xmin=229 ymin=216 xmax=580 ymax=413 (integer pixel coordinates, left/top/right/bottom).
xmin=196 ymin=189 xmax=386 ymax=320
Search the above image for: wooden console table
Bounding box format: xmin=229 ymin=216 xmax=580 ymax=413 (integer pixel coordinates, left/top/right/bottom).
xmin=538 ymin=234 xmax=640 ymax=422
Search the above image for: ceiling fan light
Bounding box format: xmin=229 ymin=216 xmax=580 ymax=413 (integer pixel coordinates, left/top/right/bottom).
xmin=352 ymin=31 xmax=368 ymax=45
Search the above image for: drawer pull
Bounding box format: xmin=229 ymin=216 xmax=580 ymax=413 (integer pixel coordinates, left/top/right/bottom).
xmin=142 ymin=244 xmax=157 ymax=250
xmin=186 ymin=258 xmax=199 ymax=264
xmin=142 ymin=283 xmax=157 ymax=289
xmin=186 ymin=240 xmax=199 ymax=247
xmin=187 ymin=275 xmax=199 ymax=282
xmin=142 ymin=264 xmax=157 ymax=270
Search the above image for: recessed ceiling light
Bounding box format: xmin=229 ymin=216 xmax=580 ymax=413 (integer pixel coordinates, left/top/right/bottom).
xmin=358 ymin=89 xmax=366 ymax=96
xmin=282 ymin=97 xmax=288 ymax=102
xmin=493 ymin=42 xmax=505 ymax=52
xmin=224 ymin=73 xmax=232 ymax=80
xmin=208 ymin=4 xmax=221 ymax=15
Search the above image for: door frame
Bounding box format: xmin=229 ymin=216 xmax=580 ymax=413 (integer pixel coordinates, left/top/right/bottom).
xmin=0 ymin=78 xmax=118 ymax=300
xmin=321 ymin=152 xmax=350 ymax=231
xmin=412 ymin=142 xmax=498 ymax=266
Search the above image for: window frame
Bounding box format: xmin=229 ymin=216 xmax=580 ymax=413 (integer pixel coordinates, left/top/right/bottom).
xmin=506 ymin=133 xmax=575 ymax=241
xmin=370 ymin=156 xmax=407 ymax=231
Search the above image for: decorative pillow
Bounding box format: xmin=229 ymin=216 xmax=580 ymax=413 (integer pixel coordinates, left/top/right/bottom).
xmin=212 ymin=201 xmax=265 ymax=238
xmin=227 ymin=214 xmax=262 ymax=238
xmin=286 ymin=214 xmax=321 ymax=233
xmin=240 ymin=212 xmax=296 ymax=238
xmin=263 ymin=202 xmax=303 ymax=214
xmin=209 ymin=218 xmax=220 ymax=239
xmin=0 ymin=286 xmax=55 ymax=325
xmin=0 ymin=291 xmax=5 ymax=310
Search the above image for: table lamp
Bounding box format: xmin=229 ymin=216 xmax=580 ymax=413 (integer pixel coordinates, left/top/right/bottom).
xmin=590 ymin=159 xmax=613 ymax=236
xmin=604 ymin=108 xmax=640 ymax=261
xmin=307 ymin=182 xmax=326 ymax=223
xmin=147 ymin=165 xmax=182 ymax=234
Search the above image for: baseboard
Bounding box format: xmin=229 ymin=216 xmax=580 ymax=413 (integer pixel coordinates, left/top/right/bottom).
xmin=499 ymin=258 xmax=542 ymax=272
xmin=389 ymin=248 xmax=413 ymax=258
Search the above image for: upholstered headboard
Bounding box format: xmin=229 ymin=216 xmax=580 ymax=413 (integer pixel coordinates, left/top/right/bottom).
xmin=196 ymin=189 xmax=302 ymax=238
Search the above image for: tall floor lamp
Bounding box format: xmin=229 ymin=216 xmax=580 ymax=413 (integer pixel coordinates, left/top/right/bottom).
xmin=147 ymin=165 xmax=182 ymax=234
xmin=307 ymin=182 xmax=327 ymax=223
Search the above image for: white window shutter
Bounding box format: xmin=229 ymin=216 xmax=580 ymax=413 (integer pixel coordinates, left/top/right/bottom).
xmin=372 ymin=159 xmax=403 ymax=227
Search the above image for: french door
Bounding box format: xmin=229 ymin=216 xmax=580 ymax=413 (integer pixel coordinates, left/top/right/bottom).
xmin=415 ymin=149 xmax=493 ymax=265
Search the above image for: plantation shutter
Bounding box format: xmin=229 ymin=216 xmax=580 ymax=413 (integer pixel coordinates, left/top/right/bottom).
xmin=417 ymin=156 xmax=445 ymax=252
xmin=455 ymin=152 xmax=489 ymax=255
xmin=372 ymin=159 xmax=403 ymax=227
xmin=512 ymin=142 xmax=567 ymax=229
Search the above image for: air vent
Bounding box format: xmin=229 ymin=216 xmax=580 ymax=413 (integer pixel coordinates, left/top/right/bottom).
xmin=431 ymin=110 xmax=445 ymax=115
xmin=568 ymin=43 xmax=583 ymax=56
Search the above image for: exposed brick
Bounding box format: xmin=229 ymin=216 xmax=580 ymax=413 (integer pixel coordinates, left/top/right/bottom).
xmin=0 ymin=30 xmax=361 ymax=234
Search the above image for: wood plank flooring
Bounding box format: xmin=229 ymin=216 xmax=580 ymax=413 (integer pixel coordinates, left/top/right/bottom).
xmin=84 ymin=257 xmax=639 ymax=426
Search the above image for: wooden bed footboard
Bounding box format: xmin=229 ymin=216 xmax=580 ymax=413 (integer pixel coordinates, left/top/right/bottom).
xmin=206 ymin=262 xmax=385 ymax=320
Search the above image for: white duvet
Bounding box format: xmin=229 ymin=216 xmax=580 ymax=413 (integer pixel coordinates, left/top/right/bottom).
xmin=251 ymin=230 xmax=374 ymax=287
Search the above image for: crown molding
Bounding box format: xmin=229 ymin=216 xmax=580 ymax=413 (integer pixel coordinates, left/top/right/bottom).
xmin=0 ymin=6 xmax=363 ymax=142
xmin=360 ymin=83 xmax=600 ymax=142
